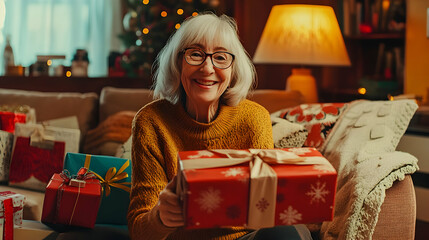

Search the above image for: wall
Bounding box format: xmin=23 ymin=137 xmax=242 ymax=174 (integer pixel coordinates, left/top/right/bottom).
xmin=405 ymin=0 xmax=429 ymax=103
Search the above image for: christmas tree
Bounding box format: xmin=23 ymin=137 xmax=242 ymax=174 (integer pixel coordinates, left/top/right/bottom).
xmin=112 ymin=0 xmax=219 ymax=78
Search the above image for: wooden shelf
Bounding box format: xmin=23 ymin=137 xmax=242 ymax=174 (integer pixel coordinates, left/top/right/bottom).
xmin=345 ymin=32 xmax=405 ymax=40
xmin=0 ymin=76 xmax=152 ymax=94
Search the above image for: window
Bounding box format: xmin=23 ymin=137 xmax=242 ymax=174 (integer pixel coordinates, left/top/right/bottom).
xmin=0 ymin=0 xmax=122 ymax=76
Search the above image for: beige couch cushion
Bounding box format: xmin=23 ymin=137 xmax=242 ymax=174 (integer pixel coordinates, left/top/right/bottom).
xmin=248 ymin=89 xmax=304 ymax=113
xmin=0 ymin=88 xmax=98 ymax=148
xmin=99 ymin=87 xmax=153 ymax=122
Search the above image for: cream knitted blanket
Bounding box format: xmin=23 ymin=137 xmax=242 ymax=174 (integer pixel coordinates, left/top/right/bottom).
xmin=319 ymin=99 xmax=419 ymax=240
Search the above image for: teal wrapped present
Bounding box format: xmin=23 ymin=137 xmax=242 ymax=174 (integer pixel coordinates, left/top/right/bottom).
xmin=63 ymin=153 xmax=131 ymax=225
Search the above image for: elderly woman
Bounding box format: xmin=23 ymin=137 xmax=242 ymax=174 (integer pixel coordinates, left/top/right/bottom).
xmin=128 ymin=12 xmax=311 ymax=240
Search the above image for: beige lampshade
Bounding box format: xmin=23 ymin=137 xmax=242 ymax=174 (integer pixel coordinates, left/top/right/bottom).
xmin=253 ymin=4 xmax=351 ymax=66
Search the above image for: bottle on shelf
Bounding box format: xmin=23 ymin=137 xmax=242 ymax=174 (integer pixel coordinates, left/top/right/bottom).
xmin=71 ymin=49 xmax=89 ymax=77
xmin=3 ymin=35 xmax=15 ymax=75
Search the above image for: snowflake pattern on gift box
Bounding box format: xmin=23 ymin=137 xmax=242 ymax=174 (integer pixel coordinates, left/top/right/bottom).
xmin=279 ymin=206 xmax=302 ymax=225
xmin=221 ymin=167 xmax=245 ymax=177
xmin=188 ymin=150 xmax=215 ymax=159
xmin=313 ymin=163 xmax=336 ymax=173
xmin=195 ymin=187 xmax=223 ymax=213
xmin=287 ymin=148 xmax=312 ymax=155
xmin=256 ymin=198 xmax=270 ymax=212
xmin=184 ymin=169 xmax=199 ymax=177
xmin=306 ymin=181 xmax=329 ymax=204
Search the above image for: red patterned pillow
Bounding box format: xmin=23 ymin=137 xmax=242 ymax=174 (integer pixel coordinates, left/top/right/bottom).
xmin=278 ymin=103 xmax=348 ymax=148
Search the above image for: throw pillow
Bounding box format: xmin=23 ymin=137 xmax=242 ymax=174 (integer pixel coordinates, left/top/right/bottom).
xmin=273 ymin=103 xmax=348 ymax=149
xmin=319 ymin=99 xmax=419 ymax=240
xmin=271 ymin=116 xmax=308 ymax=148
xmin=83 ymin=111 xmax=135 ymax=156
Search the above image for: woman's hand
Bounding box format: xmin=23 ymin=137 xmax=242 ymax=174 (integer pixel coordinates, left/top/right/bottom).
xmin=157 ymin=175 xmax=185 ymax=227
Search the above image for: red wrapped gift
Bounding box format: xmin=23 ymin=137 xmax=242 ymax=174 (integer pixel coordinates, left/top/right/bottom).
xmin=9 ymin=123 xmax=80 ymax=191
xmin=177 ymin=148 xmax=337 ymax=229
xmin=0 ymin=191 xmax=25 ymax=240
xmin=41 ymin=170 xmax=102 ymax=228
xmin=0 ymin=112 xmax=26 ymax=133
xmin=9 ymin=136 xmax=65 ymax=191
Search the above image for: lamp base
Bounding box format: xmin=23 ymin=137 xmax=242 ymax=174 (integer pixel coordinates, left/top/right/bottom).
xmin=286 ymin=68 xmax=319 ymax=103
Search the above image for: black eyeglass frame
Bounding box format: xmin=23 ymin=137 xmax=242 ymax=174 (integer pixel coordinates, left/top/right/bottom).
xmin=181 ymin=48 xmax=235 ymax=69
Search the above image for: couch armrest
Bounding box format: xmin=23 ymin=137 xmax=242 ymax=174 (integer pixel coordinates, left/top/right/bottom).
xmin=372 ymin=175 xmax=416 ymax=239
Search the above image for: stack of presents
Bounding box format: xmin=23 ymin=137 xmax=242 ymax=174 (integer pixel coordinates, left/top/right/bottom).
xmin=0 ymin=106 xmax=131 ymax=239
xmin=0 ymin=106 xmax=338 ymax=238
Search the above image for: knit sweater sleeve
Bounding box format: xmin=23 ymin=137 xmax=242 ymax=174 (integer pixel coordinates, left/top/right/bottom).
xmin=242 ymin=100 xmax=274 ymax=149
xmin=127 ymin=108 xmax=177 ymax=240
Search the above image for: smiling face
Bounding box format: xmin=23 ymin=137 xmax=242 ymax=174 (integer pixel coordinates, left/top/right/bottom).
xmin=180 ymin=44 xmax=233 ymax=107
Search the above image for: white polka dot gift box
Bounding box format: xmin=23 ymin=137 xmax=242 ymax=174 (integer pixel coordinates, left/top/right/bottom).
xmin=0 ymin=130 xmax=13 ymax=182
xmin=176 ymin=148 xmax=337 ymax=229
xmin=0 ymin=191 xmax=25 ymax=240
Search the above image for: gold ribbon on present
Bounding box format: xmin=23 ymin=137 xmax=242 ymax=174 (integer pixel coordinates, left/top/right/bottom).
xmin=84 ymin=155 xmax=131 ymax=197
xmin=178 ymin=149 xmax=327 ymax=229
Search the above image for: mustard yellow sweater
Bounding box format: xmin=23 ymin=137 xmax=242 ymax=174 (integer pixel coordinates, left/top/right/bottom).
xmin=128 ymin=99 xmax=274 ymax=240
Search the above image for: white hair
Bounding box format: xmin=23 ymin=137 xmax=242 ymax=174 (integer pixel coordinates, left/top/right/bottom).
xmin=152 ymin=12 xmax=256 ymax=106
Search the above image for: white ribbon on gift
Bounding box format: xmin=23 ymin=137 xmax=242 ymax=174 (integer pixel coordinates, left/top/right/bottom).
xmin=179 ymin=149 xmax=328 ymax=229
xmin=29 ymin=126 xmax=56 ymax=149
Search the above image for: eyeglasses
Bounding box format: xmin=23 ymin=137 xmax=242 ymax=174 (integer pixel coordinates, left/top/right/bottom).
xmin=182 ymin=48 xmax=235 ymax=69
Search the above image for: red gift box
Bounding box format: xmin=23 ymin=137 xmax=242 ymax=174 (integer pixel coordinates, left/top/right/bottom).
xmin=41 ymin=172 xmax=102 ymax=228
xmin=0 ymin=112 xmax=26 ymax=133
xmin=0 ymin=191 xmax=25 ymax=240
xmin=177 ymin=148 xmax=337 ymax=229
xmin=9 ymin=137 xmax=65 ymax=188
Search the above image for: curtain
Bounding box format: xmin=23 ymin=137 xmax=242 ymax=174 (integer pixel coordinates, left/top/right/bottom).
xmin=0 ymin=0 xmax=122 ymax=77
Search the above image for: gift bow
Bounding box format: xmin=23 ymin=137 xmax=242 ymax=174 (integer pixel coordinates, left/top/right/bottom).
xmin=180 ymin=149 xmax=310 ymax=170
xmin=84 ymin=155 xmax=131 ymax=197
xmin=179 ymin=149 xmax=327 ymax=229
xmin=60 ymin=168 xmax=96 ymax=182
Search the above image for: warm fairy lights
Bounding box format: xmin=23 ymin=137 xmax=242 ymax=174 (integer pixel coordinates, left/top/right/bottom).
xmin=142 ymin=0 xmax=149 ymax=5
xmin=175 ymin=23 xmax=181 ymax=29
xmin=177 ymin=9 xmax=184 ymax=15
xmin=192 ymin=12 xmax=198 ymax=17
xmin=358 ymin=88 xmax=367 ymax=95
xmin=47 ymin=60 xmax=52 ymax=66
xmin=142 ymin=28 xmax=149 ymax=34
xmin=161 ymin=11 xmax=167 ymax=17
xmin=66 ymin=71 xmax=72 ymax=77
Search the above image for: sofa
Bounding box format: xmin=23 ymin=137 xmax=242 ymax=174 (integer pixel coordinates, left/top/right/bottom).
xmin=0 ymin=86 xmax=418 ymax=240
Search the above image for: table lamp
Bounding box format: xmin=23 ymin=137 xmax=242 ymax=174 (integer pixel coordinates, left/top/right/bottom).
xmin=253 ymin=4 xmax=351 ymax=103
